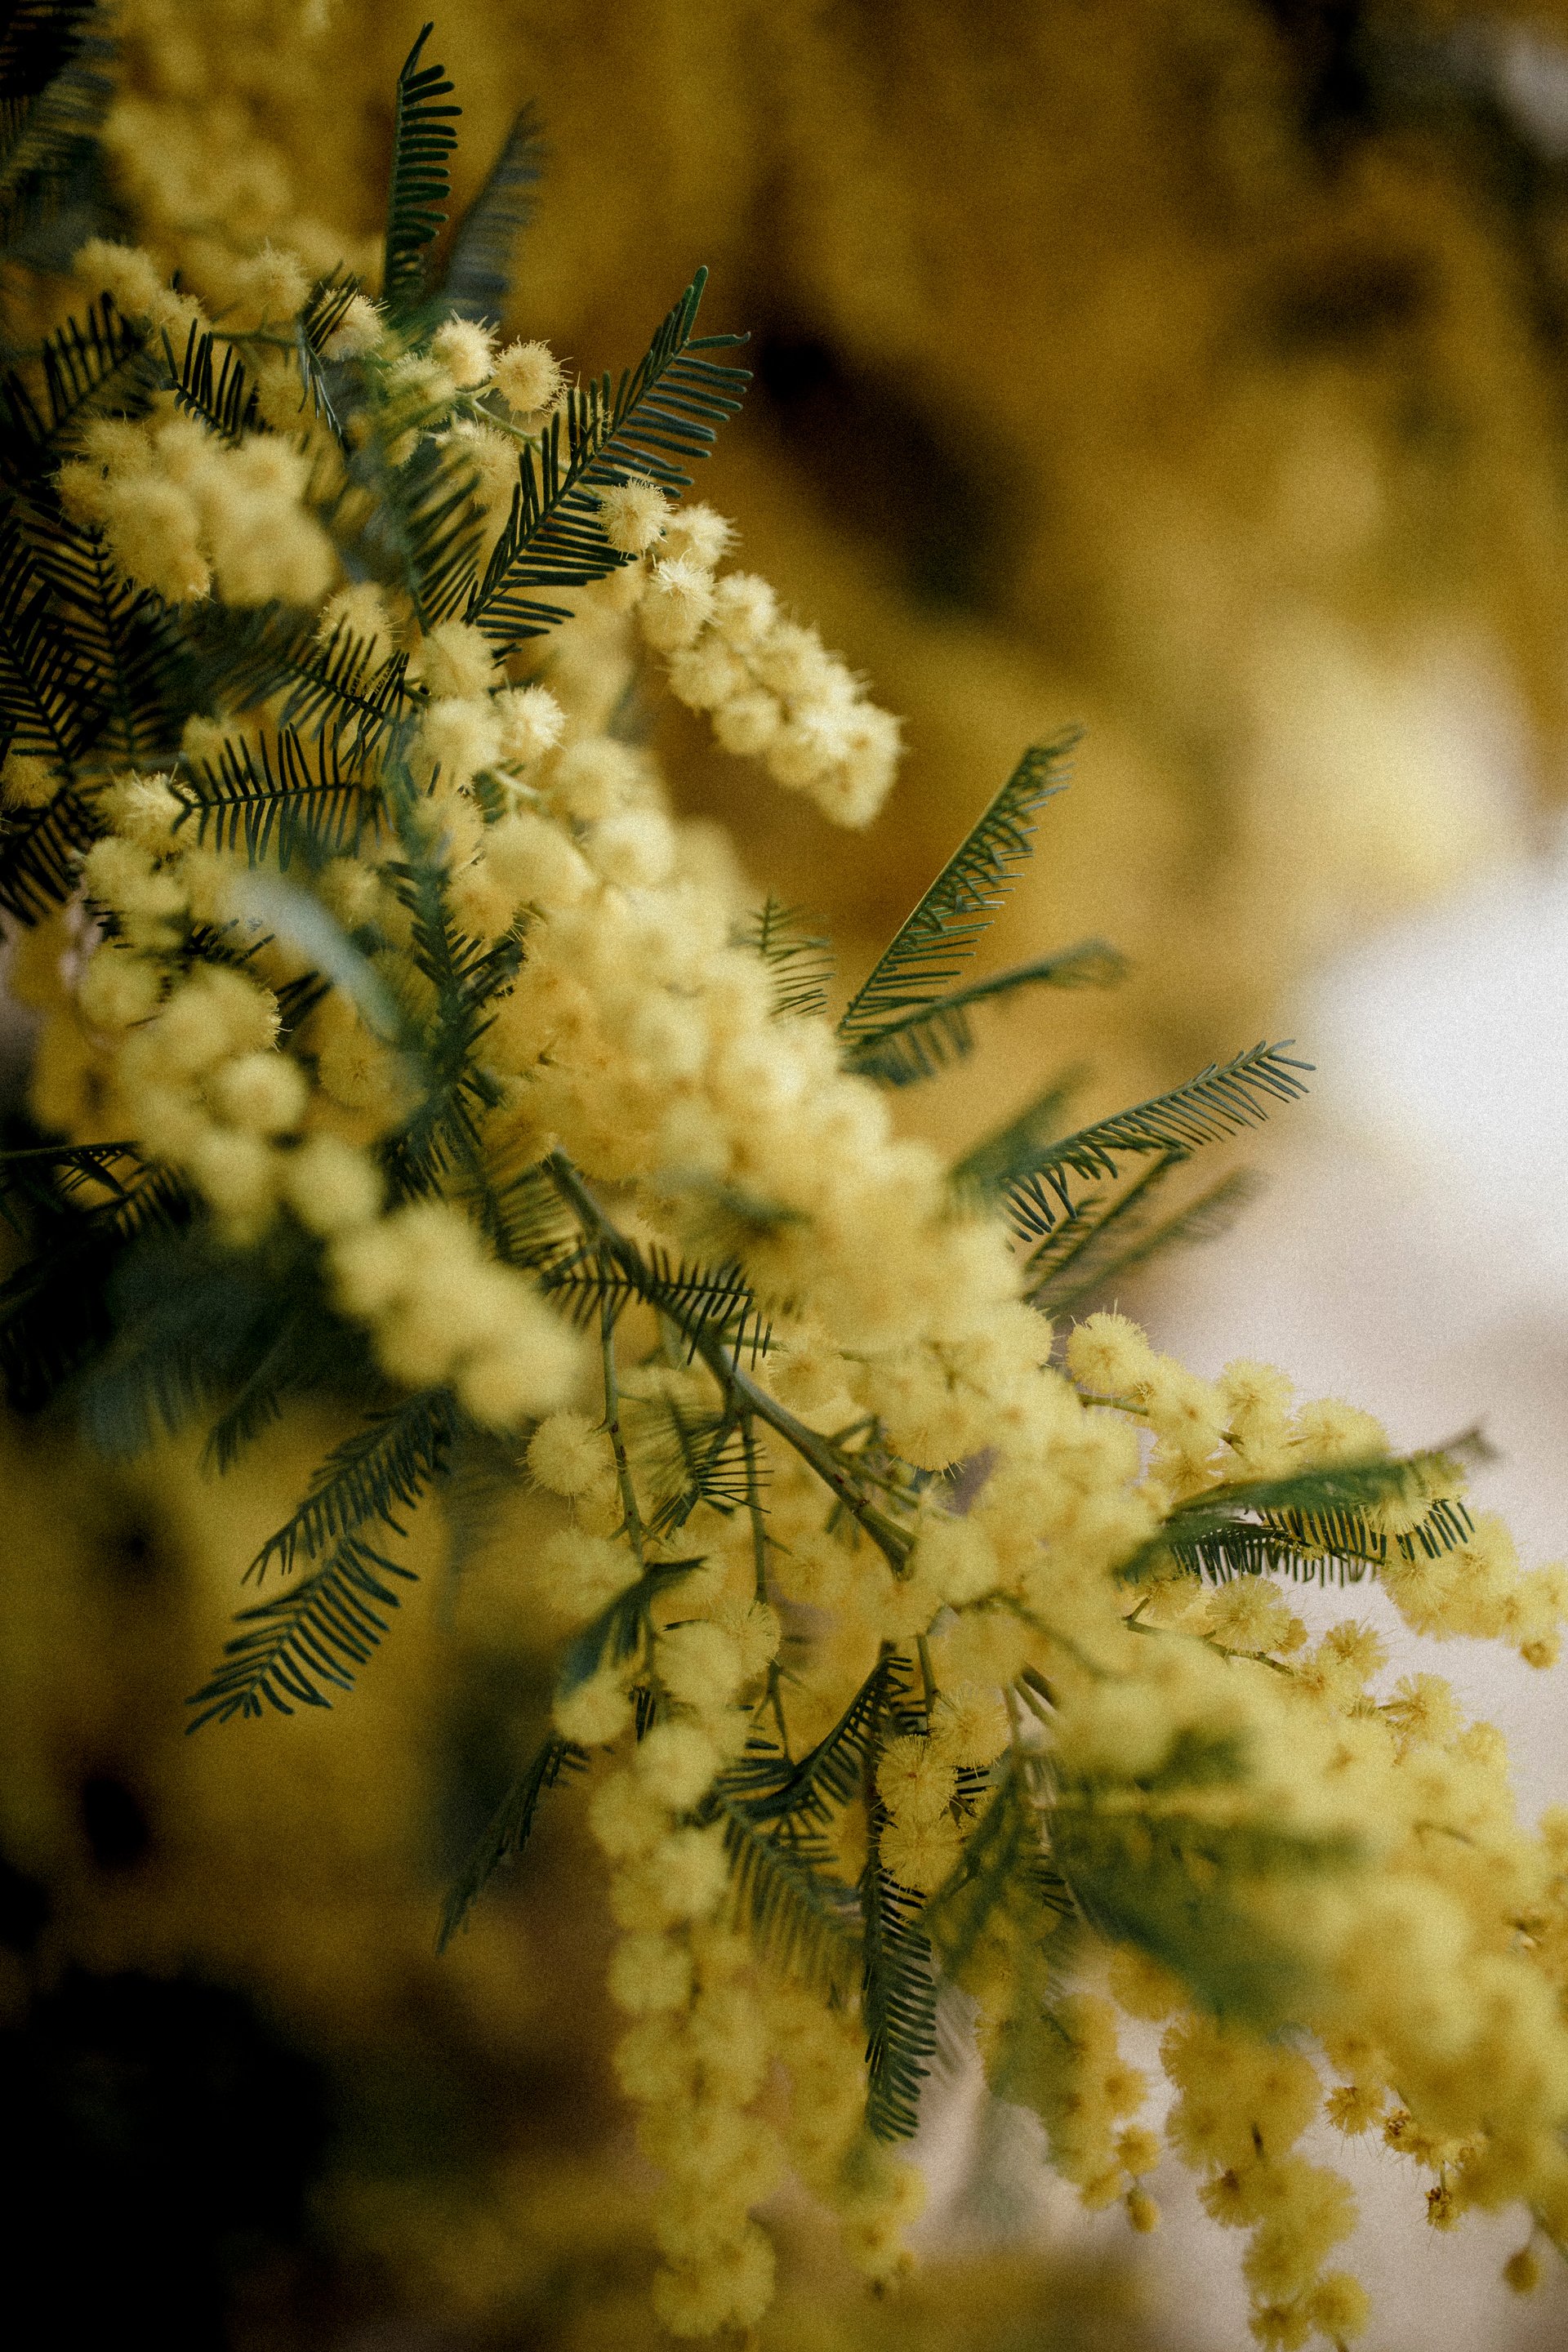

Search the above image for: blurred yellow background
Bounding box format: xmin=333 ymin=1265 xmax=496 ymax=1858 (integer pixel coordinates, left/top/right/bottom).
xmin=10 ymin=2 xmax=1568 ymax=2342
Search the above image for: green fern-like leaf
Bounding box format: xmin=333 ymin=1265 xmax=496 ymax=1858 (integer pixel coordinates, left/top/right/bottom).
xmin=862 ymin=1831 xmax=938 ymax=2142
xmin=159 ymin=320 xmax=263 ymax=443
xmin=1025 ymin=1157 xmax=1261 ymax=1314
xmin=0 ymin=782 xmax=96 ymax=918
xmin=1127 ymin=1446 xmax=1480 ymax=1588
xmin=633 ymin=1392 xmax=751 ymax=1535
xmin=438 ymin=1731 xmax=587 ymax=1950
xmin=712 ymin=1794 xmax=861 ymax=1997
xmin=844 ymin=942 xmax=1125 ymax=1088
xmin=537 ymin=1236 xmax=768 ymax=1361
xmin=441 ymin=101 xmax=544 ymax=323
xmin=186 ymin=1534 xmax=418 ymax=1726
xmin=724 ymin=1655 xmax=900 ymax=1826
xmin=74 ymin=1229 xmax=314 ymax=1458
xmin=198 ymin=1302 xmax=356 ymax=1474
xmin=186 ymin=604 xmax=413 ymax=753
xmin=27 ymin=510 xmax=190 ymax=762
xmin=466 ymin=270 xmax=747 ymax=652
xmin=488 ymin=1157 xmax=582 ymax=1272
xmin=922 ymin=1759 xmax=1071 ymax=1984
xmin=378 ymin=806 xmax=523 ymax=1202
xmin=1004 ymin=1041 xmax=1312 ymax=1246
xmin=836 ymin=731 xmax=1082 ymax=1054
xmin=730 ymin=898 xmax=835 ymax=1020
xmin=381 ymin=22 xmax=461 ymax=320
xmin=555 ymin=1556 xmax=701 ymax=1696
xmin=0 ymin=1148 xmax=187 ymax=1410
xmin=0 ymin=296 xmax=149 ymax=478
xmin=0 ymin=1136 xmax=143 ymax=1228
xmin=171 ymin=722 xmax=380 ymax=869
xmin=949 ymin=1075 xmax=1081 ymax=1207
xmin=0 ymin=0 xmax=113 ymax=253
xmin=528 ymin=1160 xmax=773 ymax=1362
xmin=290 ymin=268 xmax=363 ymax=442
xmin=0 ymin=519 xmax=106 ymax=767
xmin=1050 ymin=1730 xmax=1357 ymax=2025
xmin=353 ymin=424 xmax=483 ymax=632
xmin=250 ymin=1388 xmax=457 ymax=1579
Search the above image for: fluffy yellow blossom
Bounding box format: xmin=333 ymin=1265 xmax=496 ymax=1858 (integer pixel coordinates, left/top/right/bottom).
xmin=1503 ymin=2246 xmax=1543 ymax=2295
xmin=278 ymin=1133 xmax=383 ymax=1236
xmin=492 ymin=337 xmax=563 ymax=416
xmin=76 ymin=235 xmax=203 ymax=334
xmin=595 ymin=476 xmax=669 ymax=555
xmin=77 ymin=947 xmax=163 ymax=1031
xmin=1 ymin=751 xmax=60 ymax=808
xmin=526 ymin=1411 xmax=610 ymax=1498
xmin=322 ymin=292 xmax=384 ymax=359
xmin=430 ymin=314 xmax=496 ymax=389
xmin=876 ymin=1734 xmax=956 ymax=1825
xmin=634 ymin=1722 xmax=721 ymax=1811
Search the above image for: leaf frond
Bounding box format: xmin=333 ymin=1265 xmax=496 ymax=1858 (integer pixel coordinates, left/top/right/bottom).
xmin=724 ymin=1654 xmax=906 ymax=1827
xmin=1050 ymin=1740 xmax=1356 ymax=2025
xmin=353 ymin=425 xmax=483 ymax=630
xmin=1005 ymin=1042 xmax=1312 ymax=1245
xmin=249 ymin=1387 xmax=457 ymax=1579
xmin=0 ymin=296 xmax=149 ymax=477
xmin=74 ymin=1230 xmax=312 ymax=1458
xmin=466 ymin=269 xmax=747 ymax=652
xmin=186 ymin=604 xmax=413 ymax=751
xmin=0 ymin=1135 xmax=143 ymax=1228
xmin=25 ymin=513 xmax=190 ymax=762
xmin=159 ymin=318 xmax=263 ymax=443
xmin=488 ymin=1157 xmax=582 ymax=1271
xmin=0 ymin=518 xmax=108 ymax=768
xmin=186 ymin=1534 xmax=417 ymax=1727
xmin=382 ymin=22 xmax=461 ymax=319
xmin=837 ymin=731 xmax=1082 ymax=1049
xmin=378 ymin=809 xmax=523 ymax=1203
xmin=862 ymin=1833 xmax=938 ymax=2142
xmin=713 ymin=1794 xmax=860 ymax=1997
xmin=171 ymin=722 xmax=380 ymax=868
xmin=555 ymin=1556 xmax=701 ymax=1695
xmin=437 ymin=1732 xmax=587 ymax=1950
xmin=1120 ymin=1445 xmax=1481 ymax=1586
xmin=0 ymin=1 xmax=113 ymax=252
xmin=440 ymin=101 xmax=544 ymax=323
xmin=198 ymin=1302 xmax=358 ymax=1472
xmin=730 ymin=897 xmax=835 ymax=1020
xmin=522 ymin=1158 xmax=772 ymax=1363
xmin=845 ymin=941 xmax=1125 ymax=1089
xmin=949 ymin=1074 xmax=1081 ymax=1208
xmin=1029 ymin=1165 xmax=1262 ymax=1316
xmin=0 ymin=1159 xmax=188 ymax=1410
xmin=923 ymin=1761 xmax=1070 ymax=1983
xmin=633 ymin=1392 xmax=751 ymax=1535
xmin=289 ymin=269 xmax=363 ymax=442
xmin=537 ymin=1237 xmax=768 ymax=1362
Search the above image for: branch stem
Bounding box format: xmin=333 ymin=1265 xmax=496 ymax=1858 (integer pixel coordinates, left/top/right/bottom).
xmin=544 ymin=1150 xmax=911 ymax=1569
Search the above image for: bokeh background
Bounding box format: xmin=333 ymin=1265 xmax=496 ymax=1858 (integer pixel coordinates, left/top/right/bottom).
xmin=9 ymin=1 xmax=1568 ymax=2343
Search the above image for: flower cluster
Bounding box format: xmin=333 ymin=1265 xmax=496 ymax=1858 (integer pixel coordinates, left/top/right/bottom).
xmin=7 ymin=37 xmax=1568 ymax=2350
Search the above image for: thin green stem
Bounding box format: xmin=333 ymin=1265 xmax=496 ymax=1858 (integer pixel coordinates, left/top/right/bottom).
xmin=599 ymin=1292 xmax=644 ymax=1564
xmin=915 ymin=1633 xmax=938 ymax=1721
xmin=453 ymin=392 xmax=546 ymax=447
xmin=211 ymin=328 xmax=299 ymax=350
xmin=742 ymin=1414 xmax=769 ymax=1606
xmin=691 ymin=1330 xmax=911 ymax=1570
xmin=543 ymin=1149 xmax=912 ymax=1570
